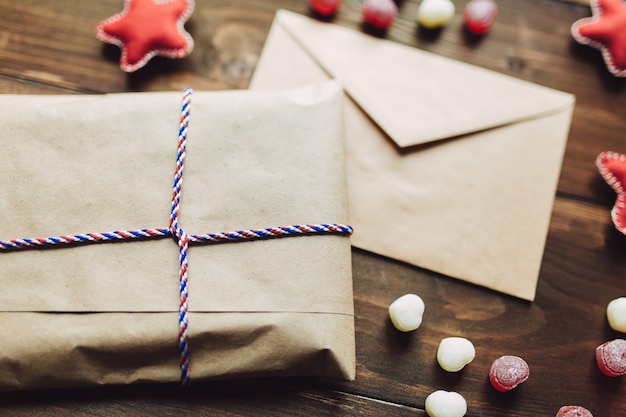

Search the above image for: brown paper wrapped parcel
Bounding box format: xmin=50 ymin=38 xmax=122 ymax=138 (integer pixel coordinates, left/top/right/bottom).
xmin=0 ymin=80 xmax=355 ymax=390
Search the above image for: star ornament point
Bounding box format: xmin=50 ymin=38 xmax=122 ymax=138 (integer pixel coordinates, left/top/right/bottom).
xmin=571 ymin=0 xmax=626 ymax=77
xmin=597 ymin=151 xmax=626 ymax=234
xmin=96 ymin=0 xmax=194 ymax=72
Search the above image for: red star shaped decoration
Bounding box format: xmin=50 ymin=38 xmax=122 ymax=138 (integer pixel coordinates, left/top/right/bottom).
xmin=597 ymin=151 xmax=626 ymax=234
xmin=96 ymin=0 xmax=194 ymax=72
xmin=571 ymin=0 xmax=626 ymax=77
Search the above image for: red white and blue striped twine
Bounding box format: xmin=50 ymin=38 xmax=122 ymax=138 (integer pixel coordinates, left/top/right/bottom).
xmin=0 ymin=88 xmax=353 ymax=385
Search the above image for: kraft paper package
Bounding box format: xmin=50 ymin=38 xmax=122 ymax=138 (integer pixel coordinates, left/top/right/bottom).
xmin=0 ymin=80 xmax=355 ymax=390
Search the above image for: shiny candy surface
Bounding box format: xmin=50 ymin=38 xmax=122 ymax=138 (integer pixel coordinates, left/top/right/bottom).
xmin=309 ymin=0 xmax=342 ymax=16
xmin=362 ymin=0 xmax=398 ymax=29
xmin=464 ymin=0 xmax=498 ymax=34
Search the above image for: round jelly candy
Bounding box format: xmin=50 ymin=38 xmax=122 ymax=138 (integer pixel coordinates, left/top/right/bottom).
xmin=417 ymin=0 xmax=455 ymax=29
xmin=489 ymin=355 xmax=529 ymax=392
xmin=464 ymin=0 xmax=498 ymax=35
xmin=556 ymin=406 xmax=593 ymax=417
xmin=596 ymin=339 xmax=626 ymax=377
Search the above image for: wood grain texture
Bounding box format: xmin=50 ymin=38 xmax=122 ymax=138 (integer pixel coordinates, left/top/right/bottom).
xmin=0 ymin=0 xmax=625 ymax=416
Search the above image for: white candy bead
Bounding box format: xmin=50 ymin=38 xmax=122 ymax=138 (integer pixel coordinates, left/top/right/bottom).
xmin=388 ymin=294 xmax=425 ymax=332
xmin=425 ymin=390 xmax=467 ymax=417
xmin=436 ymin=337 xmax=476 ymax=372
xmin=417 ymin=0 xmax=455 ymax=29
xmin=607 ymin=297 xmax=626 ymax=333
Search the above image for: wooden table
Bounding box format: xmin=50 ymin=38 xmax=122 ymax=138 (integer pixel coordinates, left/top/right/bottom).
xmin=0 ymin=0 xmax=625 ymax=415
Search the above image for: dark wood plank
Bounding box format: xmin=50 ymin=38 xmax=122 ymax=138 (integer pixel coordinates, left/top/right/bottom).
xmin=0 ymin=380 xmax=426 ymax=416
xmin=0 ymin=0 xmax=307 ymax=93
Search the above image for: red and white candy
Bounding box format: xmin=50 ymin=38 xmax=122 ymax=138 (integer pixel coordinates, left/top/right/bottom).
xmin=309 ymin=0 xmax=342 ymax=16
xmin=362 ymin=0 xmax=398 ymax=30
xmin=463 ymin=0 xmax=498 ymax=35
xmin=489 ymin=355 xmax=529 ymax=392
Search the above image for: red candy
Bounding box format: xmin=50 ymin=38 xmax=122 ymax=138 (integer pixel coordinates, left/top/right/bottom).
xmin=464 ymin=0 xmax=498 ymax=35
xmin=489 ymin=355 xmax=529 ymax=392
xmin=362 ymin=0 xmax=398 ymax=30
xmin=596 ymin=339 xmax=626 ymax=377
xmin=556 ymin=406 xmax=593 ymax=417
xmin=309 ymin=0 xmax=342 ymax=16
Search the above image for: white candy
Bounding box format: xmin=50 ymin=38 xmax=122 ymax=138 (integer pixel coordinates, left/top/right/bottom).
xmin=425 ymin=390 xmax=467 ymax=417
xmin=436 ymin=337 xmax=476 ymax=372
xmin=417 ymin=0 xmax=455 ymax=29
xmin=388 ymin=294 xmax=425 ymax=332
xmin=607 ymin=297 xmax=626 ymax=333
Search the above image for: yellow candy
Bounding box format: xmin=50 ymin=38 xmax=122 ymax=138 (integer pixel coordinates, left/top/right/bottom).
xmin=417 ymin=0 xmax=455 ymax=29
xmin=607 ymin=297 xmax=626 ymax=333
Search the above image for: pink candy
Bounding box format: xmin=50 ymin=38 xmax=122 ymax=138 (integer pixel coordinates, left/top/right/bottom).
xmin=489 ymin=355 xmax=529 ymax=392
xmin=309 ymin=0 xmax=342 ymax=16
xmin=464 ymin=0 xmax=498 ymax=35
xmin=556 ymin=406 xmax=593 ymax=417
xmin=362 ymin=0 xmax=398 ymax=30
xmin=596 ymin=339 xmax=626 ymax=377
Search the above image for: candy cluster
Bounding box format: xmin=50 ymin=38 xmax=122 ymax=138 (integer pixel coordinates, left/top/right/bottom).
xmin=309 ymin=0 xmax=498 ymax=33
xmin=387 ymin=293 xmax=626 ymax=416
xmin=596 ymin=297 xmax=626 ymax=377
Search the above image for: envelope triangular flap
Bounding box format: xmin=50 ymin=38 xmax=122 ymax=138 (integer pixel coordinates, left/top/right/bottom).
xmin=277 ymin=10 xmax=573 ymax=148
xmin=251 ymin=10 xmax=576 ymax=301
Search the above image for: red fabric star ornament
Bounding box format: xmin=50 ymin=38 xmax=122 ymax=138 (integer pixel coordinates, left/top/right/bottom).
xmin=571 ymin=0 xmax=626 ymax=77
xmin=96 ymin=0 xmax=194 ymax=72
xmin=597 ymin=151 xmax=626 ymax=234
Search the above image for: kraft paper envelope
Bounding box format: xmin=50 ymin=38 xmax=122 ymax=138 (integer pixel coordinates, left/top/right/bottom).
xmin=0 ymin=81 xmax=355 ymax=390
xmin=250 ymin=10 xmax=575 ymax=301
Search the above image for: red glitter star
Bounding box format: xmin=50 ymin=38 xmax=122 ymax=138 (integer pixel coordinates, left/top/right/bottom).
xmin=96 ymin=0 xmax=194 ymax=72
xmin=571 ymin=0 xmax=626 ymax=77
xmin=597 ymin=151 xmax=626 ymax=234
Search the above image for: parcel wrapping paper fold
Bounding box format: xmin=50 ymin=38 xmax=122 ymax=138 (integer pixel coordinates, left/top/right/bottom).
xmin=0 ymin=81 xmax=355 ymax=390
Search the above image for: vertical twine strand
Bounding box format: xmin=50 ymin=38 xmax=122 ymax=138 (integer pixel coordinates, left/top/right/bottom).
xmin=171 ymin=87 xmax=193 ymax=385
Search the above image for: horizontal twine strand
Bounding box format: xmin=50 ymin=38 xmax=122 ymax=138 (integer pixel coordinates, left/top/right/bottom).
xmin=0 ymin=224 xmax=353 ymax=251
